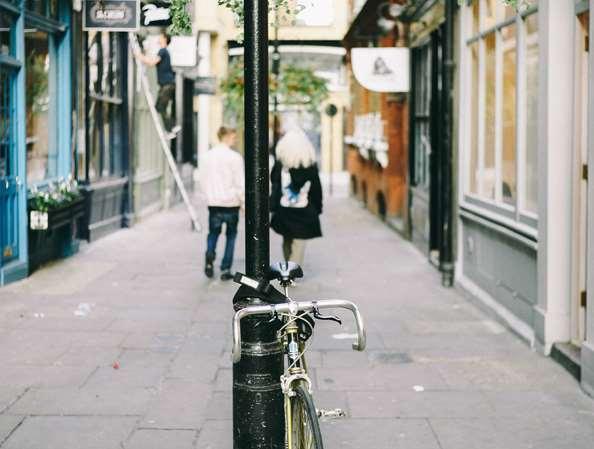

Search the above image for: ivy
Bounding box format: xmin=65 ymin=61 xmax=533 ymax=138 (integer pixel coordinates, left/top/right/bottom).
xmin=169 ymin=0 xmax=192 ymax=35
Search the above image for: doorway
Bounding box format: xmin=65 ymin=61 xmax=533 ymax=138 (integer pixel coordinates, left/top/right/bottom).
xmin=571 ymin=11 xmax=589 ymax=346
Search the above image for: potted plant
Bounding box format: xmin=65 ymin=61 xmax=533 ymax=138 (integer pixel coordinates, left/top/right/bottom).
xmin=27 ymin=176 xmax=85 ymax=271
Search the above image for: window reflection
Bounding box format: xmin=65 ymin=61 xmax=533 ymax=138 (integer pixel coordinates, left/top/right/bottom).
xmin=86 ymin=32 xmax=124 ymax=181
xmin=469 ymin=42 xmax=479 ymax=194
xmin=502 ymin=24 xmax=517 ymax=205
xmin=525 ymin=14 xmax=538 ymax=213
xmin=483 ymin=33 xmax=496 ymax=199
xmin=26 ymin=30 xmax=56 ymax=183
xmin=0 ymin=13 xmax=11 ymax=56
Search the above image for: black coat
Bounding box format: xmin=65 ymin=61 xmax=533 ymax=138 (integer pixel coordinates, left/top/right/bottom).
xmin=270 ymin=161 xmax=323 ymax=240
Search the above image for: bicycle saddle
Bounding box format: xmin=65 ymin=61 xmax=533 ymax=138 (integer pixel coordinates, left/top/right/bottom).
xmin=268 ymin=261 xmax=303 ymax=284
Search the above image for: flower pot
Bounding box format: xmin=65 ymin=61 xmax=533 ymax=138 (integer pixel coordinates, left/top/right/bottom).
xmin=27 ymin=196 xmax=85 ymax=272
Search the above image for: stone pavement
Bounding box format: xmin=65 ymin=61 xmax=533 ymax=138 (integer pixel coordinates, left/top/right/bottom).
xmin=0 ymin=197 xmax=593 ymax=449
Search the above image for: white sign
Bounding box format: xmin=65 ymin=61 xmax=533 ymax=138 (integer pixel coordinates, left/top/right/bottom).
xmin=344 ymin=112 xmax=389 ymax=168
xmin=351 ymin=47 xmax=410 ymax=93
xmin=143 ymin=35 xmax=197 ymax=68
xmin=30 ymin=211 xmax=49 ymax=231
xmin=169 ymin=36 xmax=197 ymax=67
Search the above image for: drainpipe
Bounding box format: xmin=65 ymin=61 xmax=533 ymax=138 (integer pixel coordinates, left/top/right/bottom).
xmin=439 ymin=0 xmax=456 ymax=287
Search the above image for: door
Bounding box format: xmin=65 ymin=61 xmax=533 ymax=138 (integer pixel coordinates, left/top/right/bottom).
xmin=409 ymin=28 xmax=445 ymax=262
xmin=0 ymin=65 xmax=20 ymax=268
xmin=571 ymin=11 xmax=589 ymax=346
xmin=409 ymin=40 xmax=432 ymax=253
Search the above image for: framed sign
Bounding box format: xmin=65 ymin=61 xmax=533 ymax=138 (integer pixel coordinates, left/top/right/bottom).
xmin=141 ymin=1 xmax=173 ymax=27
xmin=351 ymin=47 xmax=410 ymax=93
xmin=83 ymin=0 xmax=140 ymax=31
xmin=194 ymin=77 xmax=217 ymax=96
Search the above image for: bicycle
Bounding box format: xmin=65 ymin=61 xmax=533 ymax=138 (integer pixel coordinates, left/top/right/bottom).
xmin=232 ymin=261 xmax=366 ymax=449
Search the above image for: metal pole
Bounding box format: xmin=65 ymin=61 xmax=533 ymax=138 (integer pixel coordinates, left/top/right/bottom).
xmin=272 ymin=8 xmax=281 ymax=152
xmin=233 ymin=1 xmax=285 ymax=448
xmin=439 ymin=0 xmax=456 ymax=287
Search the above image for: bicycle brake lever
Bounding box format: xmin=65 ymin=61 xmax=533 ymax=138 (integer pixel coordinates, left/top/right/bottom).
xmin=312 ymin=305 xmax=342 ymax=325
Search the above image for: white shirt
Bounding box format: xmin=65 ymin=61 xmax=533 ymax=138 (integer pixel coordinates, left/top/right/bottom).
xmin=199 ymin=144 xmax=245 ymax=208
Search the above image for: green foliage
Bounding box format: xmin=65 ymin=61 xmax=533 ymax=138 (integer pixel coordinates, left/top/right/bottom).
xmin=29 ymin=177 xmax=80 ymax=213
xmin=26 ymin=51 xmax=48 ymax=112
xmin=220 ymin=58 xmax=329 ymax=121
xmin=169 ymin=0 xmax=192 ymax=35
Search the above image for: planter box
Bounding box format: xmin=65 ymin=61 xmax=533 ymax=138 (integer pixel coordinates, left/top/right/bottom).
xmin=28 ymin=197 xmax=85 ymax=272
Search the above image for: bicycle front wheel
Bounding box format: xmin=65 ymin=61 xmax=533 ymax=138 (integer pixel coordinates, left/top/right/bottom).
xmin=288 ymin=382 xmax=324 ymax=449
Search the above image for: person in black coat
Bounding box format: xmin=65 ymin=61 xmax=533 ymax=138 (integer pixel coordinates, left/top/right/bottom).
xmin=270 ymin=127 xmax=323 ymax=266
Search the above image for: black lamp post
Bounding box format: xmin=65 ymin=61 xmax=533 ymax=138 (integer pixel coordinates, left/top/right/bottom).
xmin=233 ymin=1 xmax=285 ymax=448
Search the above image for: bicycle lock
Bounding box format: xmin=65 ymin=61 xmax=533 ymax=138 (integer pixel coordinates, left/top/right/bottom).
xmin=233 ymin=1 xmax=286 ymax=448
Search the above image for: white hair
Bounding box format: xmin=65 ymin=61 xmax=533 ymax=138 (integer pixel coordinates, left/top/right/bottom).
xmin=275 ymin=127 xmax=316 ymax=169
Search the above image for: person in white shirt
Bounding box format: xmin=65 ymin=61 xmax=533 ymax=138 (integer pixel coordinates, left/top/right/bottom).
xmin=199 ymin=127 xmax=244 ymax=280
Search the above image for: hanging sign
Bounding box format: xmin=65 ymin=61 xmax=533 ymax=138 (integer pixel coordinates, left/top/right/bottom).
xmin=351 ymin=47 xmax=410 ymax=93
xmin=141 ymin=1 xmax=173 ymax=27
xmin=83 ymin=0 xmax=140 ymax=31
xmin=194 ymin=77 xmax=217 ymax=95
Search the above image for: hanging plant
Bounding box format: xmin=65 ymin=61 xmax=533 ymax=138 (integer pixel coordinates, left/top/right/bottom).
xmin=169 ymin=0 xmax=192 ymax=35
xmin=220 ymin=58 xmax=329 ymax=121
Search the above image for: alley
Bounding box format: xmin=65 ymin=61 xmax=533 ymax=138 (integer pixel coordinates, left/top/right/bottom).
xmin=0 ymin=197 xmax=593 ymax=449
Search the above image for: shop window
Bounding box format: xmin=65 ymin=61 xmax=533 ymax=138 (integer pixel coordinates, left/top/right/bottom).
xmin=25 ymin=0 xmax=60 ymax=19
xmin=86 ymin=31 xmax=125 ymax=181
xmin=25 ymin=30 xmax=57 ymax=183
xmin=469 ymin=42 xmax=479 ymax=194
xmin=0 ymin=69 xmax=12 ymax=178
xmin=463 ymin=0 xmax=539 ymax=225
xmin=483 ymin=32 xmax=496 ymax=199
xmin=502 ymin=24 xmax=517 ymax=205
xmin=524 ymin=13 xmax=539 ymax=214
xmin=412 ymin=44 xmax=431 ymax=191
xmin=0 ymin=13 xmax=12 ymax=57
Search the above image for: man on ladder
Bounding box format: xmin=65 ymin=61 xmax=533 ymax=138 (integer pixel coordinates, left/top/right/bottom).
xmin=134 ymin=30 xmax=181 ymax=139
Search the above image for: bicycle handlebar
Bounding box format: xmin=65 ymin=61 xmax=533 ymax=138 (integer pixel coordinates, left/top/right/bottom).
xmin=232 ymin=299 xmax=366 ymax=363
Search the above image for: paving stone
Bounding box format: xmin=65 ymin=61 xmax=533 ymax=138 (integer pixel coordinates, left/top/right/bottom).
xmin=122 ymin=333 xmax=186 ymax=353
xmin=55 ymin=346 xmax=122 ymax=367
xmin=0 ymin=365 xmax=95 ymax=389
xmin=317 ymin=364 xmax=448 ymax=391
xmin=0 ymin=416 xmax=24 ymax=442
xmin=125 ymin=429 xmax=196 ymax=449
xmin=84 ymin=350 xmax=173 ymax=389
xmin=195 ymin=420 xmax=232 ymax=449
xmin=0 ymin=387 xmax=27 ymax=413
xmin=1 ymin=197 xmax=594 ymax=447
xmin=348 ymin=391 xmax=494 ymax=419
xmin=9 ymin=387 xmax=155 ymax=416
xmin=320 ymin=418 xmax=440 ymax=449
xmin=2 ymin=416 xmax=137 ymax=449
xmin=142 ymin=379 xmax=211 ymax=429
xmin=167 ymin=353 xmax=220 ymax=382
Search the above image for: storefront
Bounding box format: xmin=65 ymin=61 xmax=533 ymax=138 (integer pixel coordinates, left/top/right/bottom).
xmin=343 ymin=0 xmax=410 ymax=228
xmin=457 ymin=0 xmax=594 ymax=393
xmin=0 ymin=0 xmax=74 ymax=284
xmin=77 ymin=27 xmax=132 ymax=241
xmin=404 ymin=0 xmax=456 ymax=284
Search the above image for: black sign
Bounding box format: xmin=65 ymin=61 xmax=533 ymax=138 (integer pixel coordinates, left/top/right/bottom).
xmin=141 ymin=1 xmax=173 ymax=27
xmin=83 ymin=0 xmax=140 ymax=31
xmin=194 ymin=77 xmax=217 ymax=96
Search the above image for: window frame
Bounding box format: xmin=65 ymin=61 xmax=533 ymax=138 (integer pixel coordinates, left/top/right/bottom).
xmin=21 ymin=0 xmax=70 ymax=188
xmin=461 ymin=0 xmax=539 ymax=236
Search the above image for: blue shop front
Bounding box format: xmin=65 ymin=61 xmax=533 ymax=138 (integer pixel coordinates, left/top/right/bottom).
xmin=0 ymin=0 xmax=77 ymax=285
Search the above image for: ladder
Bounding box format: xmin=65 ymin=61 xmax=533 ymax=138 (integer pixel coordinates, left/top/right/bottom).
xmin=128 ymin=33 xmax=202 ymax=233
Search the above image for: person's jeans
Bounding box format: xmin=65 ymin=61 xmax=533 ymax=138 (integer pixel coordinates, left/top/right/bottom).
xmin=155 ymin=84 xmax=175 ymax=132
xmin=206 ymin=207 xmax=239 ymax=271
